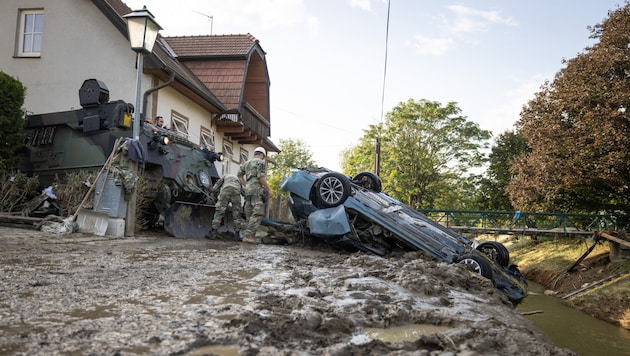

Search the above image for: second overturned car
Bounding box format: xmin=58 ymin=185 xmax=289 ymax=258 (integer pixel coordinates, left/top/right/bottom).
xmin=280 ymin=167 xmax=527 ymax=305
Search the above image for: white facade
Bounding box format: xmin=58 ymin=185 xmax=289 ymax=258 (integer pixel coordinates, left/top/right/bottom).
xmin=0 ymin=0 xmax=141 ymax=114
xmin=0 ymin=0 xmax=260 ymax=172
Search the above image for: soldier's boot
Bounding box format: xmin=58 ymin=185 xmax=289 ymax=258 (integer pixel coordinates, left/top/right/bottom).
xmin=242 ymin=235 xmax=257 ymax=244
xmin=206 ymin=228 xmax=218 ymax=239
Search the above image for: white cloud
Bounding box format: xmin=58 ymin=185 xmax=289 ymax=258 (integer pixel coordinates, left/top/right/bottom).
xmin=407 ymin=4 xmax=518 ymax=56
xmin=447 ymin=5 xmax=518 ymax=34
xmin=306 ymin=16 xmax=321 ymax=35
xmin=349 ymin=0 xmax=372 ymax=12
xmin=406 ymin=35 xmax=455 ymax=56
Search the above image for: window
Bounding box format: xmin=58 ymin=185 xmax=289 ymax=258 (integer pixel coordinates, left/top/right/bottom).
xmin=170 ymin=111 xmax=189 ymax=138
xmin=222 ymin=140 xmax=234 ymax=160
xmin=200 ymin=126 xmax=215 ymax=150
xmin=240 ymin=148 xmax=249 ymax=164
xmin=18 ymin=9 xmax=44 ymax=57
xmin=222 ymin=140 xmax=234 ymax=175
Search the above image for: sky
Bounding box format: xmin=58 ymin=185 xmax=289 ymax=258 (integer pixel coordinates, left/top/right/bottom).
xmin=124 ymin=0 xmax=626 ymax=171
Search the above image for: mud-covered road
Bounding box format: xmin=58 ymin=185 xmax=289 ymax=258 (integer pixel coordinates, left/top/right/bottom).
xmin=0 ymin=226 xmax=575 ymax=355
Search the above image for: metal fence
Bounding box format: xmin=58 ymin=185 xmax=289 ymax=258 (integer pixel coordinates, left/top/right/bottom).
xmin=416 ymin=209 xmax=617 ymax=237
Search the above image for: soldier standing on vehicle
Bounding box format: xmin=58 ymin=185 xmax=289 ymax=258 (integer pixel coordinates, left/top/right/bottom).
xmin=207 ymin=174 xmax=243 ymax=239
xmin=154 ymin=116 xmax=165 ymax=128
xmin=237 ymin=147 xmax=272 ymax=243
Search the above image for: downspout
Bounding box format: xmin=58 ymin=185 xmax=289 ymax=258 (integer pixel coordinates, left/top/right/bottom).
xmin=142 ymin=70 xmax=176 ymax=120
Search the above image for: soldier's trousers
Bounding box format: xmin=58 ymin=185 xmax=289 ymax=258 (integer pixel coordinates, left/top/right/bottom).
xmin=211 ymin=187 xmax=243 ymax=231
xmin=242 ymin=194 xmax=264 ymax=238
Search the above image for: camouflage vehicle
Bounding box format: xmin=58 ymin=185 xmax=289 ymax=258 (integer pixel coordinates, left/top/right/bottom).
xmin=19 ymin=79 xmax=226 ymax=237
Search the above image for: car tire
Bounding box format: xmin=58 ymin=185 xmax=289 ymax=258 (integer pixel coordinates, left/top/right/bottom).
xmin=353 ymin=171 xmax=382 ymax=192
xmin=457 ymin=253 xmax=493 ymax=280
xmin=314 ymin=172 xmax=351 ymax=208
xmin=476 ymin=241 xmax=510 ymax=267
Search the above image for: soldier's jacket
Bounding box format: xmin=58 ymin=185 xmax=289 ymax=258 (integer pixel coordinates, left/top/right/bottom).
xmin=212 ymin=175 xmax=241 ymax=194
xmin=237 ymin=157 xmax=266 ymax=196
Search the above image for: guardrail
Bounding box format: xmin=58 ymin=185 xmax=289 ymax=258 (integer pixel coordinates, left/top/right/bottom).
xmin=416 ymin=209 xmax=617 ymax=237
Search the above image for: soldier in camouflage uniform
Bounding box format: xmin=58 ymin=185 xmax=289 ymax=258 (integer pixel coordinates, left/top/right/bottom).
xmin=237 ymin=147 xmax=273 ymax=243
xmin=207 ymin=174 xmax=243 ymax=239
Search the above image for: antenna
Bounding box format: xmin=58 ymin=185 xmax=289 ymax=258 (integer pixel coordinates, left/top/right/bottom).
xmin=192 ymin=10 xmax=214 ymax=35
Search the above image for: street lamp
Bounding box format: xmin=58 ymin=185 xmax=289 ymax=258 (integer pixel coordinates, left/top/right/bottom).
xmin=123 ymin=6 xmax=162 ymax=139
xmin=123 ymin=6 xmax=162 ymax=237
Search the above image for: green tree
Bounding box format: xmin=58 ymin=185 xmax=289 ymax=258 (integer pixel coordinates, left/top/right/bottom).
xmin=267 ymin=138 xmax=316 ymax=194
xmin=342 ymin=99 xmax=491 ymax=209
xmin=508 ymin=4 xmax=630 ymax=213
xmin=477 ymin=131 xmax=529 ymax=211
xmin=0 ymin=71 xmax=26 ymax=171
xmin=340 ymin=123 xmax=383 ymax=175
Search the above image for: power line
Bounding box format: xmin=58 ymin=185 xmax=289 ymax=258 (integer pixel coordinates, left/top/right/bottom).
xmin=376 ymin=0 xmax=391 ymax=175
xmin=380 ymin=0 xmax=391 ymax=124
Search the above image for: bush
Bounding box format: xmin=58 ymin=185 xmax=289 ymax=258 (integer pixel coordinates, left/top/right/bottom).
xmin=0 ymin=71 xmax=26 ymax=171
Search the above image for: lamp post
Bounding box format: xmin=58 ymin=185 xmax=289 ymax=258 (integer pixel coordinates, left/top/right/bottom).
xmin=123 ymin=6 xmax=162 ymax=140
xmin=123 ymin=7 xmax=161 ymax=236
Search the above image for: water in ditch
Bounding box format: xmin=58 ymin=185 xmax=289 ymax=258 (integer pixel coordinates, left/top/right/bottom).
xmin=517 ymin=281 xmax=630 ymax=356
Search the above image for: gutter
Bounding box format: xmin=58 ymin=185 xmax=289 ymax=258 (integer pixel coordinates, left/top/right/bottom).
xmin=142 ymin=70 xmax=176 ymax=119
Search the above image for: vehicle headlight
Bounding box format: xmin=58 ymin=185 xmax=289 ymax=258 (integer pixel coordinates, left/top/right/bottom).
xmin=198 ymin=171 xmax=211 ymax=188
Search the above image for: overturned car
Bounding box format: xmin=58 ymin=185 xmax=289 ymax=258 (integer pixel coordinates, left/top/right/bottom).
xmin=280 ymin=167 xmax=527 ymax=305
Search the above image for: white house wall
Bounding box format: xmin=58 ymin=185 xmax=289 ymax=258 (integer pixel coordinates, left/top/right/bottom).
xmin=0 ymin=0 xmax=141 ymax=115
xmin=0 ymin=0 xmax=257 ymax=176
xmin=153 ymin=85 xmax=210 ymax=142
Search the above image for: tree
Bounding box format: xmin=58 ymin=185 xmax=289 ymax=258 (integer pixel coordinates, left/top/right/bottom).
xmin=267 ymin=138 xmax=316 ymax=194
xmin=0 ymin=71 xmax=26 ymax=171
xmin=342 ymin=99 xmax=491 ymax=209
xmin=340 ymin=123 xmax=383 ymax=175
xmin=508 ymin=4 xmax=630 ymax=213
xmin=477 ymin=131 xmax=529 ymax=211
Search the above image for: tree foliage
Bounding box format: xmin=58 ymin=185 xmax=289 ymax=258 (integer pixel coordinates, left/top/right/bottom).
xmin=267 ymin=138 xmax=316 ymax=194
xmin=0 ymin=71 xmax=26 ymax=171
xmin=478 ymin=131 xmax=529 ymax=211
xmin=342 ymin=99 xmax=491 ymax=209
xmin=508 ymin=4 xmax=630 ymax=213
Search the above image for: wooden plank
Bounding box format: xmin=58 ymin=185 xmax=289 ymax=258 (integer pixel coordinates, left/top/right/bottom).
xmin=600 ymin=232 xmax=630 ymax=248
xmin=0 ymin=213 xmax=43 ymax=229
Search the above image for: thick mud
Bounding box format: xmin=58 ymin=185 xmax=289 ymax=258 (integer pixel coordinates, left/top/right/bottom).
xmin=0 ymin=226 xmax=575 ymax=355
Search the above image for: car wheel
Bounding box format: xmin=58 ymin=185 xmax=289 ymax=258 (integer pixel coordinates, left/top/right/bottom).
xmin=314 ymin=172 xmax=351 ymax=208
xmin=352 ymin=171 xmax=382 ymax=192
xmin=476 ymin=241 xmax=510 ymax=267
xmin=457 ymin=253 xmax=493 ymax=280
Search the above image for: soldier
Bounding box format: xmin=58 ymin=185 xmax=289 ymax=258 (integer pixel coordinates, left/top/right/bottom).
xmin=154 ymin=116 xmax=165 ymax=128
xmin=237 ymin=147 xmax=273 ymax=243
xmin=207 ymin=174 xmax=243 ymax=239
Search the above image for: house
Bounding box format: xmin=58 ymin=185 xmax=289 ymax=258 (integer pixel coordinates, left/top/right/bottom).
xmin=0 ymin=0 xmax=278 ymax=175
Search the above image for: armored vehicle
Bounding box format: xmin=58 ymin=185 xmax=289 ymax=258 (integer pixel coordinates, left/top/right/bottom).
xmin=19 ymin=79 xmax=225 ymax=237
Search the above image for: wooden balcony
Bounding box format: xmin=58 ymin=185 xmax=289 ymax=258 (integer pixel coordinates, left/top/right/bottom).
xmin=214 ymin=102 xmax=270 ymax=145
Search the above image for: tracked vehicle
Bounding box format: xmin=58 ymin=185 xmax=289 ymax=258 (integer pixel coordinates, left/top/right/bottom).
xmin=19 ymin=79 xmax=225 ymax=237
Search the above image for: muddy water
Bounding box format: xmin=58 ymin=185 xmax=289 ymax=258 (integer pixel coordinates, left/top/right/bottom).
xmin=517 ymin=282 xmax=630 ymax=356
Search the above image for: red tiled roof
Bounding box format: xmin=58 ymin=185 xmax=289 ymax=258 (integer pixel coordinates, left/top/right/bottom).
xmin=164 ymin=35 xmax=268 ymax=111
xmin=164 ymin=34 xmax=262 ymax=58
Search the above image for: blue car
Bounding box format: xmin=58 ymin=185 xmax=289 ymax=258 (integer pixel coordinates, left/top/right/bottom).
xmin=280 ymin=167 xmax=527 ymax=305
